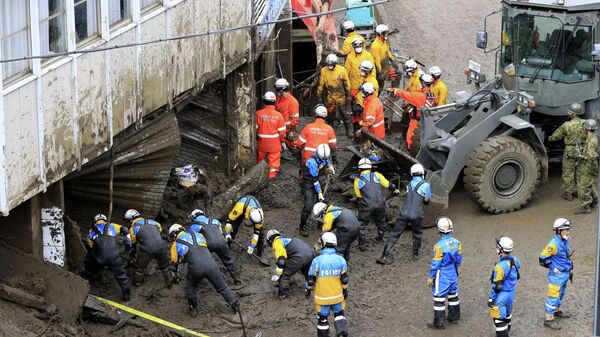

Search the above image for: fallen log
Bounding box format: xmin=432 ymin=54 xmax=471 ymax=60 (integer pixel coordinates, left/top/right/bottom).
xmin=0 ymin=282 xmax=49 ymax=311
xmin=83 ymin=296 xmax=147 ymax=328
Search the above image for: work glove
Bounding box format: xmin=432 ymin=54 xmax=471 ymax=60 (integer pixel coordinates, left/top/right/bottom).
xmin=281 ymin=142 xmax=288 ymax=151
xmin=427 ymin=278 xmax=434 ymax=287
xmin=225 ymin=233 xmax=232 ymax=242
xmin=343 ymin=289 xmax=348 ymax=299
xmin=553 ymin=267 xmax=561 ymax=274
xmin=355 ymin=129 xmax=362 ymax=137
xmin=305 ymin=288 xmax=312 ymax=299
xmin=247 ymin=244 xmax=255 ymax=255
xmin=317 ymin=192 xmax=325 ymax=202
xmin=231 ymin=300 xmax=240 ymax=313
xmin=393 ymin=189 xmax=401 ymax=195
xmin=487 ymin=298 xmax=494 ymax=308
xmin=271 ymin=274 xmax=281 ymax=285
xmin=327 ymin=165 xmax=336 ymax=176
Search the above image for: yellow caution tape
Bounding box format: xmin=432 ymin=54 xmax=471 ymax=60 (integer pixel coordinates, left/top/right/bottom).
xmin=92 ymin=295 xmax=210 ymax=337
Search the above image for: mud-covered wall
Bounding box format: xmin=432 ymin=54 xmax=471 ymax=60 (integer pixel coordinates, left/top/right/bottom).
xmin=1 ymin=0 xmax=252 ymax=214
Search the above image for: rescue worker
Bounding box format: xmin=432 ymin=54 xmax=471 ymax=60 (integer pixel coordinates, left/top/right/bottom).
xmin=539 ymin=218 xmax=574 ymax=330
xmin=306 ymin=232 xmax=349 ymax=337
xmin=189 ymin=209 xmax=240 ymax=284
xmin=337 ymin=20 xmax=365 ymax=57
xmin=354 ymin=60 xmax=379 ymax=110
xmin=224 ymin=194 xmax=265 ymax=256
xmin=357 ymin=82 xmax=385 ymax=139
xmin=266 ymin=229 xmax=316 ymax=299
xmin=124 ymin=209 xmax=172 ymax=287
xmin=574 ymin=119 xmax=598 ymax=214
xmin=274 ymin=78 xmax=300 ymax=134
xmin=370 ymin=24 xmax=393 ymax=89
xmin=256 ymin=91 xmax=287 ymax=180
xmin=312 ymin=202 xmax=360 ymax=261
xmin=300 ymin=144 xmax=334 ymax=236
xmin=317 ymin=54 xmax=353 ymax=136
xmin=82 ymin=214 xmax=131 ymax=301
xmin=377 ymin=164 xmax=431 ymax=262
xmin=168 ymin=224 xmax=239 ymax=317
xmin=354 ymin=158 xmax=399 ymax=251
xmin=426 ymin=217 xmax=462 ymax=329
xmin=429 ymin=66 xmax=448 ymax=106
xmin=387 ymin=73 xmax=436 ymax=152
xmin=345 ymin=38 xmax=375 ymax=95
xmin=404 ymin=58 xmax=423 ymax=92
xmin=548 ymin=103 xmax=586 ymax=201
xmin=297 ymin=105 xmax=337 ymax=166
xmin=488 ymin=236 xmax=521 ymax=337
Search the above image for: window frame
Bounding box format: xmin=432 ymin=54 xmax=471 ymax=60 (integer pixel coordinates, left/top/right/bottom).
xmin=1 ymin=1 xmax=32 ymax=83
xmin=73 ymin=0 xmax=101 ymax=46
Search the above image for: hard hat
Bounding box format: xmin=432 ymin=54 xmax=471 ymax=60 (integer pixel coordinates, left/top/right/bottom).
xmin=375 ymin=24 xmax=389 ymax=35
xmin=359 ymin=60 xmax=374 ymax=73
xmin=342 ymin=20 xmax=355 ymax=31
xmin=312 ymin=202 xmax=328 ymax=218
xmin=436 ymin=217 xmax=453 ymax=234
xmin=189 ymin=209 xmax=205 ymax=220
xmin=315 ymin=104 xmax=328 ymax=118
xmin=358 ymin=158 xmax=372 ymax=170
xmin=316 ymin=144 xmax=331 ymax=161
xmin=351 ymin=37 xmax=364 ymax=47
xmin=266 ymin=229 xmax=281 ymax=246
xmin=404 ymin=59 xmax=418 ymax=70
xmin=553 ymin=217 xmax=573 ymax=231
xmin=168 ymin=224 xmax=185 ymax=238
xmin=249 ymin=207 xmax=264 ymax=224
xmin=263 ymin=91 xmax=276 ymax=104
xmin=124 ymin=209 xmax=140 ymax=222
xmin=420 ymin=73 xmax=434 ymax=86
xmin=320 ymin=232 xmax=337 ymax=247
xmin=584 ymin=119 xmax=597 ymax=131
xmin=325 ymin=54 xmax=338 ymax=66
xmin=567 ymin=102 xmax=582 ymax=114
xmin=274 ymin=78 xmax=290 ymax=90
xmin=429 ymin=66 xmax=442 ymax=78
xmin=496 ymin=236 xmax=514 ymax=253
xmin=410 ymin=163 xmax=425 ymax=176
xmin=94 ymin=214 xmax=108 ymax=222
xmin=360 ymin=82 xmax=376 ymax=96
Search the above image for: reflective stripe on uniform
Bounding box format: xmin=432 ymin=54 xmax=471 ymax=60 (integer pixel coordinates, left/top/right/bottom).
xmin=434 ymin=306 xmax=446 ymax=311
xmin=315 ymin=294 xmax=344 ymax=301
xmin=328 ymin=139 xmax=337 ymax=143
xmin=372 ymin=119 xmax=384 ymax=128
xmin=366 ymin=116 xmax=376 ymax=121
xmin=278 ymin=127 xmax=286 ymax=132
xmin=433 ymin=297 xmax=446 ymax=301
xmin=290 ymin=114 xmax=299 ymax=118
xmin=334 ymin=316 xmax=346 ymax=321
xmin=285 ymin=121 xmax=291 ymax=125
xmin=298 ymin=136 xmax=307 ymax=143
xmin=448 ymin=293 xmax=458 ymax=299
xmin=304 ymin=147 xmax=317 ymax=151
xmin=496 ymin=325 xmax=508 ymax=331
xmin=317 ymin=325 xmax=329 ymax=330
xmin=448 ymin=300 xmax=460 ymax=306
xmin=258 ymin=133 xmax=280 ymax=138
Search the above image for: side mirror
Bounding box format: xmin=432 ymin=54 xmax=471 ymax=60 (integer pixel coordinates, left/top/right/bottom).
xmin=592 ymin=44 xmax=600 ymax=62
xmin=476 ymin=31 xmax=488 ymax=49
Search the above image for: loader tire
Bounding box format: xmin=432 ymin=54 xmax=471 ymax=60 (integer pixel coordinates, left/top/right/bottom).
xmin=464 ymin=136 xmax=540 ymax=214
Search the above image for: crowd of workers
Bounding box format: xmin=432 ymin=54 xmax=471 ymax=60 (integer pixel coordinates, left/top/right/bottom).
xmin=79 ymin=19 xmax=593 ymax=337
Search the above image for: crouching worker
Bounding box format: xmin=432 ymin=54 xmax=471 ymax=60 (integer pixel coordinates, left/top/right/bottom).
xmin=82 ymin=214 xmax=131 ymax=301
xmin=168 ymin=224 xmax=239 ymax=317
xmin=266 ymin=229 xmax=316 ymax=299
xmin=306 ymin=232 xmax=349 ymax=337
xmin=312 ymin=202 xmax=360 ymax=261
xmin=224 ymin=195 xmax=265 ymax=256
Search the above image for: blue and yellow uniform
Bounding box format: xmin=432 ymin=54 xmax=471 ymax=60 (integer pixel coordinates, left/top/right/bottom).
xmin=170 ymin=231 xmax=238 ymax=312
xmin=225 ymin=195 xmax=264 ymax=255
xmin=539 ymin=234 xmax=573 ymax=315
xmin=489 ymin=255 xmax=521 ymax=336
xmin=190 ymin=215 xmax=237 ymax=279
xmin=128 ymin=217 xmax=170 ymax=286
xmin=354 ymin=169 xmax=394 ymax=246
xmin=429 ymin=234 xmax=462 ymax=324
xmin=271 ymin=236 xmax=315 ymax=297
xmin=322 ymin=205 xmax=360 ymax=261
xmin=300 ymin=154 xmax=333 ymax=234
xmin=307 ymin=248 xmax=349 ymax=337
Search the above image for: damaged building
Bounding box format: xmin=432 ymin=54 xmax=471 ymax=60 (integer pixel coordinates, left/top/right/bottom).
xmin=0 ymin=0 xmax=291 ymax=321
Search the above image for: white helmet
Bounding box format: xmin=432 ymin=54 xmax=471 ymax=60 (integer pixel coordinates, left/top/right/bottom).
xmin=496 ymin=236 xmax=514 ymax=253
xmin=429 ymin=66 xmax=442 ymax=78
xmin=315 ymin=104 xmax=328 ymax=118
xmin=266 ymin=229 xmax=281 ymax=246
xmin=358 ymin=158 xmax=372 ymax=170
xmin=312 ymin=202 xmax=328 ymax=218
xmin=124 ymin=209 xmax=140 ymax=222
xmin=316 ymin=144 xmax=331 ymax=161
xmin=94 ymin=214 xmax=108 ymax=223
xmin=263 ymin=91 xmax=276 ymax=104
xmin=436 ymin=217 xmax=453 ymax=234
xmin=404 ymin=59 xmax=418 ymax=73
xmin=359 ymin=60 xmax=374 ymax=74
xmin=321 ymin=232 xmax=337 ymax=247
xmin=168 ymin=224 xmax=184 ymax=238
xmin=325 ymin=54 xmax=338 ymax=66
xmin=249 ymin=207 xmax=264 ymax=224
xmin=342 ymin=20 xmax=355 ymax=31
xmin=274 ymin=78 xmax=290 ymax=91
xmin=189 ymin=209 xmax=204 ymax=220
xmin=553 ymin=217 xmax=573 ymax=231
xmin=351 ymin=37 xmax=364 ymax=48
xmin=410 ymin=163 xmax=425 ymax=176
xmin=360 ymin=82 xmax=376 ymax=96
xmin=375 ymin=24 xmax=389 ymax=35
xmin=420 ymin=73 xmax=434 ymax=86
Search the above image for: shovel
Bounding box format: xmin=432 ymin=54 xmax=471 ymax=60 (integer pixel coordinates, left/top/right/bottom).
xmin=229 ymin=240 xmax=270 ymax=267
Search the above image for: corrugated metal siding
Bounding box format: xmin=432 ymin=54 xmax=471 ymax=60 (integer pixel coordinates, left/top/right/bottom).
xmin=173 ymin=83 xmax=229 ymax=169
xmin=63 ymin=110 xmax=181 ymax=227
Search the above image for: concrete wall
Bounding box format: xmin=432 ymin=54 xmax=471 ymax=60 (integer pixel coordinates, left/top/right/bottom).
xmin=0 ymin=0 xmax=252 ymax=215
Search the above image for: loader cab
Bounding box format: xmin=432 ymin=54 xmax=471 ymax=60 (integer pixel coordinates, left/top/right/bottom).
xmin=479 ymin=0 xmax=600 ymax=117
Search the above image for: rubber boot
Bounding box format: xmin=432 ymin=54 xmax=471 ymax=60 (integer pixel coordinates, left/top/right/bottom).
xmin=358 ymin=235 xmax=368 ymax=252
xmin=562 ymin=192 xmax=574 ymax=201
xmin=162 ymin=268 xmax=173 ymax=287
xmin=575 ymin=205 xmax=591 ymax=214
xmin=334 ymin=312 xmax=348 ymax=337
xmin=544 ymin=313 xmax=561 ymax=330
xmin=494 ymin=319 xmax=509 ymax=337
xmin=133 ymin=270 xmax=145 ymax=286
xmin=412 ymin=240 xmax=421 ymax=261
xmin=317 ymin=316 xmax=330 ymax=337
xmin=376 ymin=243 xmax=393 ymax=265
xmin=427 ymin=305 xmax=446 ymax=329
xmin=447 ymin=293 xmax=460 ymax=323
xmin=344 ymin=122 xmax=354 ymax=138
xmin=188 ymin=298 xmax=199 ymax=318
xmin=376 ymin=230 xmax=384 ymax=242
xmin=278 ymin=286 xmax=289 ymax=299
xmin=554 ymin=310 xmax=572 ymax=318
xmin=121 ymin=287 xmax=130 ymax=302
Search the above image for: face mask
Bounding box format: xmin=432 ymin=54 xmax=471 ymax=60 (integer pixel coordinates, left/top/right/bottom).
xmin=360 ymin=92 xmax=367 ymax=98
xmin=562 ymin=234 xmax=570 ymax=240
xmin=328 ymin=65 xmax=334 ymax=70
xmin=361 ymin=71 xmax=368 ymax=77
xmin=496 ymin=248 xmax=501 ymax=255
xmin=407 ymin=70 xmax=414 ymax=76
xmin=354 ymin=47 xmax=363 ymax=53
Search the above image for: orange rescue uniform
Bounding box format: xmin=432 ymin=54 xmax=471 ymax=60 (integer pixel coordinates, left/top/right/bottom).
xmin=256 ymin=105 xmax=286 ymax=179
xmin=275 ymin=94 xmax=300 ymax=132
xmin=390 ymin=88 xmax=435 ymax=151
xmin=361 ymin=94 xmax=385 ymax=139
xmin=297 ymin=118 xmax=337 ymax=164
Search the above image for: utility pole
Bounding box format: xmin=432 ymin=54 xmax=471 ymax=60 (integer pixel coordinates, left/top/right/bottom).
xmin=594 ymin=178 xmax=600 ymax=336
